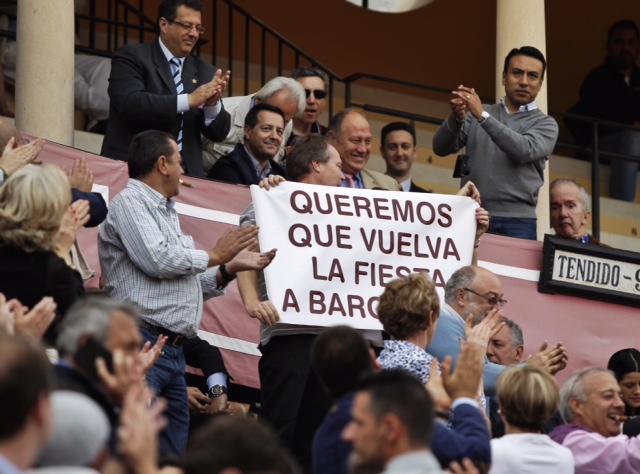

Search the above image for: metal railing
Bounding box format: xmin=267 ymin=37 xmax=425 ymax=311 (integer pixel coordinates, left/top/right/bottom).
xmin=208 ymin=0 xmax=343 ymax=117
xmin=3 ymin=0 xmax=637 ymax=238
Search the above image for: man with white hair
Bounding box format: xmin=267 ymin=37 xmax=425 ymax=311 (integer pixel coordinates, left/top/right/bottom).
xmin=202 ymin=76 xmax=306 ymax=172
xmin=549 ymin=178 xmax=608 ymax=246
xmin=550 ymin=367 xmax=640 ymax=473
xmin=34 ymin=391 xmax=110 ymax=472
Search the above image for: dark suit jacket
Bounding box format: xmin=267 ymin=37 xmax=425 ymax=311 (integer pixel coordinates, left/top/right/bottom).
xmin=409 ymin=180 xmax=431 ymax=193
xmin=432 ymin=402 xmax=491 ymax=468
xmin=72 ymin=188 xmax=108 ymax=227
xmin=207 ymin=143 xmax=286 ymax=185
xmin=183 ymin=336 xmax=229 ymax=380
xmin=101 ymin=40 xmax=231 ymax=177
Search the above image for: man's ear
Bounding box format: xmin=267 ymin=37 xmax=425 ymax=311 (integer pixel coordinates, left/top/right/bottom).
xmin=514 ymin=345 xmax=524 ymax=362
xmin=310 ymin=160 xmax=322 ymax=174
xmin=501 ymin=71 xmax=506 ymax=86
xmin=254 ymin=97 xmax=262 ymax=106
xmin=158 ymin=17 xmax=168 ymax=35
xmin=156 ymin=155 xmax=169 ymax=176
xmin=455 ymin=287 xmax=467 ymax=307
xmin=569 ymin=397 xmax=583 ymax=418
xmin=243 ymin=124 xmax=252 ymax=142
xmin=381 ymin=413 xmax=402 ymax=444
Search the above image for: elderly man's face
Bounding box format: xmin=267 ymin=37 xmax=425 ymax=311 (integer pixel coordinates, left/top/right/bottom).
xmin=458 ymin=268 xmax=505 ymax=320
xmin=330 ymin=113 xmax=372 ymax=175
xmin=487 ymin=324 xmax=522 ymax=365
xmin=550 ymin=182 xmax=590 ymax=240
xmin=342 ymin=392 xmax=388 ymax=466
xmin=105 ymin=310 xmax=143 ymax=360
xmin=571 ymin=372 xmax=625 ymax=438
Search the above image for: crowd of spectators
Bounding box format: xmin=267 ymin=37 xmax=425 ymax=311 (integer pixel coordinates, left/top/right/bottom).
xmin=0 ymin=1 xmax=639 ymax=473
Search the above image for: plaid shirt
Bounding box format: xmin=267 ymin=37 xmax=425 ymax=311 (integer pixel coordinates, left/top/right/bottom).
xmin=99 ymin=179 xmax=223 ymax=336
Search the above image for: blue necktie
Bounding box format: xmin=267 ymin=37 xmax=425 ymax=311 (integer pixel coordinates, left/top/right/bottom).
xmin=170 ymin=58 xmax=184 ymax=151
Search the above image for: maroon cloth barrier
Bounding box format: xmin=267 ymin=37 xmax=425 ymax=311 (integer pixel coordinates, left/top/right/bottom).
xmin=37 ymin=138 xmax=640 ymax=388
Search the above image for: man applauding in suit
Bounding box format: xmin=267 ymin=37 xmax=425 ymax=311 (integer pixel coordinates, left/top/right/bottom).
xmin=101 ymin=0 xmax=231 ymax=177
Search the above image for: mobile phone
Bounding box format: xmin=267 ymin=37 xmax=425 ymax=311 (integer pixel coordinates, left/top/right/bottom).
xmin=73 ymin=337 xmax=114 ymax=382
xmin=453 ymin=154 xmax=471 ymax=178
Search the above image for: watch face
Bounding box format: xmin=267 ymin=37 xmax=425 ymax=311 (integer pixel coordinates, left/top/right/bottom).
xmin=210 ymin=385 xmax=227 ymax=397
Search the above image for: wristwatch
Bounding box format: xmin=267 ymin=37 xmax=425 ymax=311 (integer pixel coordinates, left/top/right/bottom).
xmin=478 ymin=111 xmax=491 ymax=124
xmin=219 ymin=264 xmax=237 ymax=282
xmin=208 ymin=384 xmax=228 ymax=398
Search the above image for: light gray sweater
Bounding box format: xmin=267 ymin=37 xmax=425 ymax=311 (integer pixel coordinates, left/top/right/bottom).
xmin=433 ymin=103 xmax=558 ymax=218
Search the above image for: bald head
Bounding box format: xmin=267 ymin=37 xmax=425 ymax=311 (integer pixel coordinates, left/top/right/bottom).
xmin=445 ymin=265 xmax=505 ymax=319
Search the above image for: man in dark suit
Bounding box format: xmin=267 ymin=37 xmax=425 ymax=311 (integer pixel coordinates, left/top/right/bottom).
xmin=208 ymin=103 xmax=286 ymax=185
xmin=101 ymin=0 xmax=231 ymax=177
xmin=380 ymin=121 xmax=431 ymax=193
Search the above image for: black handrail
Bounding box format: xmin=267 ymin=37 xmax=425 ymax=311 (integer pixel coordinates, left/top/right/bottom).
xmin=5 ymin=0 xmax=637 ymax=239
xmin=214 ymin=0 xmax=342 ymax=117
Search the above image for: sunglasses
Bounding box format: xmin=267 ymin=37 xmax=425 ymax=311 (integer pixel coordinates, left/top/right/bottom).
xmin=463 ymin=288 xmax=507 ymax=306
xmin=305 ymin=89 xmax=327 ymax=100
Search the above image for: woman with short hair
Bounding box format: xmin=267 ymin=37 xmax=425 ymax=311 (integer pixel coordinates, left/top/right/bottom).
xmin=490 ymin=365 xmax=574 ymax=473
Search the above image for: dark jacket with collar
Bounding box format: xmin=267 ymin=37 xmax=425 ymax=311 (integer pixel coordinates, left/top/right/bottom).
xmin=101 ymin=40 xmax=231 ymax=177
xmin=207 ymin=143 xmax=286 ymax=185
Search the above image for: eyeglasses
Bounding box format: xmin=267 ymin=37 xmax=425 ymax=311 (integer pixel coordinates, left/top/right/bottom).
xmin=304 ymin=89 xmax=327 ymax=100
xmin=463 ymin=288 xmax=507 ymax=306
xmin=17 ymin=138 xmax=30 ymax=145
xmin=169 ymin=19 xmax=205 ymax=35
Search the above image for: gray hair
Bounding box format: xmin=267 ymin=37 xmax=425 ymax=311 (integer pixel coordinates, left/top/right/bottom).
xmin=559 ymin=367 xmax=612 ymax=423
xmin=550 ymin=178 xmax=591 ymax=212
xmin=444 ymin=265 xmax=476 ymax=303
xmin=56 ymin=296 xmax=139 ymax=358
xmin=502 ymin=316 xmax=524 ymax=348
xmin=255 ymin=77 xmax=306 ymax=117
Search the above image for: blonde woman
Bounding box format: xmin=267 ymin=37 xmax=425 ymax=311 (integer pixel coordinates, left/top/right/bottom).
xmin=0 ymin=164 xmax=88 ymax=343
xmin=490 ymin=365 xmax=574 ymax=473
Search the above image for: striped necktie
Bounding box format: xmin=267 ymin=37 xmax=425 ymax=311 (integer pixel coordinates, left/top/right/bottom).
xmin=170 ymin=57 xmax=184 ymax=151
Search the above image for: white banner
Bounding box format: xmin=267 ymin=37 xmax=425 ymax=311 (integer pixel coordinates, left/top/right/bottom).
xmin=251 ymin=182 xmax=478 ymax=330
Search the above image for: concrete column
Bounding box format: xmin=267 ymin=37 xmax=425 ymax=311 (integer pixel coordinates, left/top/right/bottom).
xmin=15 ymin=0 xmax=75 ymax=146
xmin=496 ymin=0 xmax=549 ymax=240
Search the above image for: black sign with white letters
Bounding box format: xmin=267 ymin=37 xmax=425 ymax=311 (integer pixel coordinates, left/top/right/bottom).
xmin=539 ymin=235 xmax=640 ymax=308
